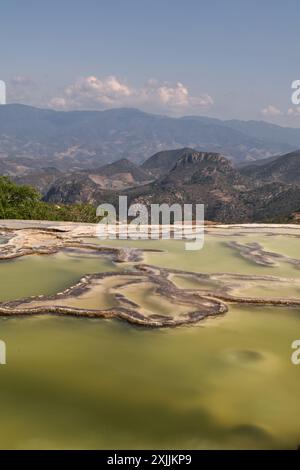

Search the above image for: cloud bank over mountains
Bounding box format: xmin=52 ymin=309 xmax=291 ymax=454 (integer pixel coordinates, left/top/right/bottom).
xmin=6 ymin=74 xmax=213 ymax=115
xmin=48 ymin=75 xmax=214 ymax=114
xmin=260 ymin=104 xmax=300 ymax=119
xmin=6 ymin=74 xmax=300 ymax=126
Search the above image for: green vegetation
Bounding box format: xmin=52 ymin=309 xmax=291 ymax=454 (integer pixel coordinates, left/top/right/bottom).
xmin=0 ymin=177 xmax=100 ymax=222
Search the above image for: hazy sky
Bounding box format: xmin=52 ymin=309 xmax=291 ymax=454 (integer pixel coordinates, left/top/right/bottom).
xmin=1 ymin=0 xmax=300 ymax=124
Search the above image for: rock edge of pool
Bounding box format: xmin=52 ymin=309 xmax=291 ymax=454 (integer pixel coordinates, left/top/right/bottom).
xmin=1 ymin=220 xmax=300 ymax=328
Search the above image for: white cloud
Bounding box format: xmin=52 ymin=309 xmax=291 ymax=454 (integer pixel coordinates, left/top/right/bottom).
xmin=63 ymin=75 xmax=132 ymax=107
xmin=48 ymin=75 xmax=214 ymax=114
xmin=261 ymin=104 xmax=282 ymax=117
xmin=138 ymin=79 xmax=213 ymax=110
xmin=260 ymin=104 xmax=300 ymax=123
xmin=287 ymin=106 xmax=300 ymax=116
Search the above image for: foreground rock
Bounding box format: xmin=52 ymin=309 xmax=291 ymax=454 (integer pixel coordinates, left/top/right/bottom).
xmin=1 ymin=220 xmax=300 ymax=328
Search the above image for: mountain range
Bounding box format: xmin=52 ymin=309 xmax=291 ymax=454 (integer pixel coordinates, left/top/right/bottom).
xmin=1 ymin=104 xmax=300 ymax=176
xmin=42 ymin=148 xmax=300 ymax=223
xmin=2 ymin=104 xmax=300 ymax=223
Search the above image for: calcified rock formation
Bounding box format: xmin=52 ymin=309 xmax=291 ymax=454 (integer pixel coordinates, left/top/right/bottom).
xmin=158 ymin=266 xmax=300 ymax=306
xmin=227 ymin=241 xmax=300 ymax=268
xmin=0 ymin=227 xmax=147 ymax=262
xmin=0 ymin=269 xmax=228 ymax=328
xmin=1 ymin=221 xmax=300 ymax=328
xmin=0 ymin=261 xmax=299 ymax=328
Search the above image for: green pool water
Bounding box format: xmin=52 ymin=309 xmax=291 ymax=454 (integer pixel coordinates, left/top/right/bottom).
xmin=0 ymin=306 xmax=300 ymax=449
xmin=0 ymin=249 xmax=118 ymax=302
xmin=87 ymin=235 xmax=300 ymax=278
xmin=0 ymin=232 xmax=300 ymax=449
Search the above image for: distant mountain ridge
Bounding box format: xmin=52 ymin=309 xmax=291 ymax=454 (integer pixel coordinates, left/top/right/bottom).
xmin=126 ymin=150 xmax=300 ymax=223
xmin=2 ymin=104 xmax=300 ymax=222
xmin=40 ymin=158 xmax=152 ymax=203
xmin=43 ymin=148 xmax=300 ymax=223
xmin=89 ymin=158 xmax=150 ymax=183
xmin=240 ymin=150 xmax=300 ymax=185
xmin=141 ymin=148 xmax=195 ymax=177
xmin=165 ymin=151 xmax=237 ymax=183
xmin=0 ymin=104 xmax=298 ymax=176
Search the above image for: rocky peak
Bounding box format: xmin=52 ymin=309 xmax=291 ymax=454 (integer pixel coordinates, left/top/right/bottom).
xmin=173 ymin=151 xmax=232 ymax=170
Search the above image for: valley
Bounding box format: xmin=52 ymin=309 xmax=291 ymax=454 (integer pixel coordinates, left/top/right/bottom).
xmin=1 ymin=105 xmax=300 ymax=225
xmin=42 ymin=149 xmax=300 ymax=224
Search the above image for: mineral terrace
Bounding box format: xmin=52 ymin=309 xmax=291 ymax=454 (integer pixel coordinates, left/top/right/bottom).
xmin=1 ymin=220 xmax=300 ymax=328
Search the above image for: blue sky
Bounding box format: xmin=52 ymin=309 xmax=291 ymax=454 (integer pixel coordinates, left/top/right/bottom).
xmin=1 ymin=0 xmax=300 ymax=124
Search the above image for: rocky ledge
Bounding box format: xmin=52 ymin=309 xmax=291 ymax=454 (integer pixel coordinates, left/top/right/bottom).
xmin=0 ymin=221 xmax=300 ymax=328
